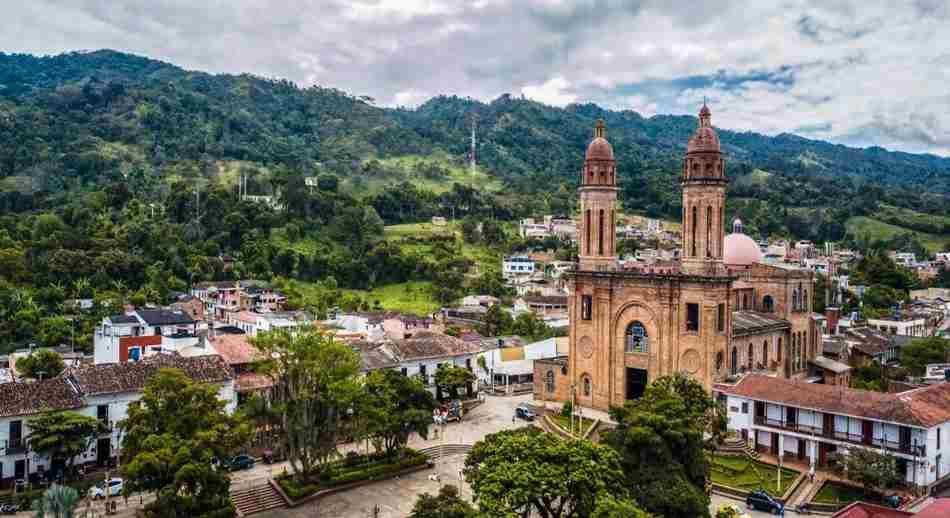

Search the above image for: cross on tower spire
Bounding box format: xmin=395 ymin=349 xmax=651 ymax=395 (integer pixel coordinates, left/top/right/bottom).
xmin=594 ymin=119 xmax=606 ymax=138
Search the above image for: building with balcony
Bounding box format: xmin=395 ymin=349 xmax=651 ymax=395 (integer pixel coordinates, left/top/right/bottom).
xmin=93 ymin=309 xmax=201 ymax=364
xmin=716 ymin=374 xmax=950 ymax=489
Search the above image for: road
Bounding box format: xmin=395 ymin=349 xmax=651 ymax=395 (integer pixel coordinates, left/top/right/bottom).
xmin=711 ymin=494 xmax=809 ymax=517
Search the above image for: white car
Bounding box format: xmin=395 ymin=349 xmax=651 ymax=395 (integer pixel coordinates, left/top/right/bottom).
xmin=89 ymin=478 xmax=123 ymax=499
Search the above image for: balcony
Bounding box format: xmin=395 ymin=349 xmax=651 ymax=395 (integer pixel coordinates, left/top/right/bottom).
xmin=832 ymin=430 xmax=864 ymax=443
xmin=872 ymin=437 xmax=925 ymax=456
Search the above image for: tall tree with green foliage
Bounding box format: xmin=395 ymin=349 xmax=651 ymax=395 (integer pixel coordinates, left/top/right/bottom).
xmin=252 ymin=329 xmax=361 ymax=479
xmin=831 ymin=447 xmax=901 ymax=496
xmin=27 ymin=411 xmax=106 ymax=476
xmin=900 ymin=337 xmax=950 ymax=376
xmin=360 ymin=368 xmax=435 ymax=456
xmin=604 ymin=374 xmax=715 ymax=518
xmin=465 ymin=427 xmax=644 ymax=518
xmin=409 ymin=484 xmax=478 ymax=518
xmin=120 ymin=368 xmax=251 ymax=517
xmin=479 ymin=303 xmax=513 ymax=337
xmin=16 ymin=349 xmax=65 ymax=379
xmin=434 ymin=364 xmax=476 ymax=400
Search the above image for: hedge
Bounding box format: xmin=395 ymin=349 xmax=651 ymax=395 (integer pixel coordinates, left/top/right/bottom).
xmin=278 ymin=449 xmax=428 ymax=500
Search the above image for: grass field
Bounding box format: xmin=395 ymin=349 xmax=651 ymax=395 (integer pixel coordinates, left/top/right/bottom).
xmin=383 ymin=222 xmax=503 ymax=274
xmin=710 ymin=454 xmax=799 ymax=496
xmin=340 ymin=153 xmax=504 ymax=197
xmin=286 ymin=279 xmax=440 ymax=316
xmin=813 ymin=480 xmax=882 ymax=506
xmin=550 ymin=414 xmax=596 ymax=436
xmin=846 ymin=216 xmax=950 ymax=253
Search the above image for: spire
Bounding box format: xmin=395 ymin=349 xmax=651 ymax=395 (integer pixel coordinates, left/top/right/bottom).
xmin=594 ymin=119 xmax=606 ymax=139
xmin=699 ymin=101 xmax=712 ymax=128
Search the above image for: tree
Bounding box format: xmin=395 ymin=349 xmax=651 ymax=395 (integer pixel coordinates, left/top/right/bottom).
xmin=120 ymin=368 xmax=251 ymax=517
xmin=604 ymin=374 xmax=714 ymax=518
xmin=38 ymin=316 xmax=72 ymax=348
xmin=27 ymin=411 xmax=106 ymax=477
xmin=460 ymin=218 xmax=481 ymax=244
xmin=479 ymin=304 xmax=513 ymax=337
xmin=592 ymin=495 xmax=655 ymax=518
xmin=465 ymin=427 xmax=644 ymax=518
xmin=434 ymin=364 xmax=476 ymax=400
xmin=32 ymin=484 xmax=80 ymax=518
xmin=16 ymin=349 xmax=65 ymax=379
xmin=831 ymin=447 xmax=901 ymax=495
xmin=409 ymin=484 xmax=478 ymax=518
xmin=252 ymin=329 xmax=361 ymax=479
xmin=481 ymin=220 xmax=506 ymax=246
xmin=900 ymin=337 xmax=950 ymax=376
xmin=317 ymin=173 xmax=339 ymax=192
xmin=510 ymin=311 xmax=553 ymax=342
xmin=862 ymin=284 xmax=904 ymax=311
xmin=360 ymin=369 xmax=436 ymax=456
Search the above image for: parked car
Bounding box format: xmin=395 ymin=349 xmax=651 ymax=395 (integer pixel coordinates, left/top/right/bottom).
xmin=0 ymin=503 xmax=19 ymax=515
xmin=746 ymin=489 xmax=784 ymax=515
xmin=228 ymin=454 xmax=255 ymax=471
xmin=515 ymin=404 xmax=536 ymax=421
xmin=89 ymin=478 xmax=123 ymax=499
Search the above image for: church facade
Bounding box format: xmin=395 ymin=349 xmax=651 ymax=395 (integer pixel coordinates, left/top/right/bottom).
xmin=562 ymin=105 xmax=816 ymax=411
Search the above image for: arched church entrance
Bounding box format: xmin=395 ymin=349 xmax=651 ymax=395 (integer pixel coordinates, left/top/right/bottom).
xmin=625 ymin=368 xmax=648 ymax=400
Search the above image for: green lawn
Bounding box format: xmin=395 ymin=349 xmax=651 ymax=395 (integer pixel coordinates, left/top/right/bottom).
xmin=341 ymin=281 xmax=440 ymax=315
xmin=550 ymin=414 xmax=596 ymax=436
xmin=340 ymin=153 xmax=504 ymax=197
xmin=383 ymin=222 xmax=456 ymax=241
xmin=846 ymin=216 xmax=950 ymax=253
xmin=813 ymin=480 xmax=883 ymax=506
xmin=710 ymin=454 xmax=799 ymax=496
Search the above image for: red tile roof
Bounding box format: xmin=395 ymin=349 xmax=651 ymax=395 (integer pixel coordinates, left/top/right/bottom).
xmin=210 ymin=334 xmax=261 ymax=365
xmin=715 ymin=374 xmax=950 ymax=428
xmin=913 ymin=497 xmax=950 ymax=518
xmin=831 ymin=502 xmax=911 ymax=518
xmin=235 ymin=372 xmax=273 ymax=392
xmin=0 ymin=378 xmax=83 ymax=417
xmin=70 ymin=354 xmax=233 ymax=396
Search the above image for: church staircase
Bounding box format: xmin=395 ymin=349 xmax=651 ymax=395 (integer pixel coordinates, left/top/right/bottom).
xmin=717 ymin=435 xmax=760 ymax=459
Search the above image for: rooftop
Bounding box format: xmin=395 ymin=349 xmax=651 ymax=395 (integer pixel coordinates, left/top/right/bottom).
xmin=210 ymin=334 xmax=261 ymax=365
xmin=831 ymin=502 xmax=911 ymax=518
xmin=387 ymin=331 xmax=484 ymax=361
xmin=715 ymin=374 xmax=950 ymax=428
xmin=0 ymin=377 xmax=83 ymax=417
xmin=810 ymin=355 xmax=853 ymax=374
xmin=136 ymin=308 xmax=196 ymax=326
xmin=70 ymin=354 xmax=233 ymax=396
xmin=731 ymin=311 xmax=791 ymax=337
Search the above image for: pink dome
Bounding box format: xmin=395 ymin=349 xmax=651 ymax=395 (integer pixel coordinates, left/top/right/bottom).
xmin=586 ymin=137 xmax=614 ymax=160
xmin=724 ymin=232 xmax=761 ymax=265
xmin=687 ymin=103 xmax=720 ymax=154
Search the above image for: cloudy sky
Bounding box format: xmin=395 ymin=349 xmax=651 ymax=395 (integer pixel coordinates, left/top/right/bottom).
xmin=5 ymin=0 xmax=950 ymax=155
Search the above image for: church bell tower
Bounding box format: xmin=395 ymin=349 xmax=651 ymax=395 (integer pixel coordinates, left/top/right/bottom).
xmin=681 ymin=103 xmax=727 ymax=271
xmin=578 ymin=120 xmax=618 ymax=271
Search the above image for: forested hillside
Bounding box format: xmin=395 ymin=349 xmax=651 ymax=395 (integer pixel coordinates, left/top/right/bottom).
xmin=0 ymin=49 xmax=948 ymax=350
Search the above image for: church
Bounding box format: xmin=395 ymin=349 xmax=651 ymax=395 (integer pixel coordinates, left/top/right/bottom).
xmin=560 ymin=104 xmax=817 ymax=411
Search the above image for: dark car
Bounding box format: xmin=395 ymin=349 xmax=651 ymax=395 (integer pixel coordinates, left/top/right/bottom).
xmin=515 ymin=404 xmax=536 ymax=421
xmin=746 ymin=489 xmax=784 ymax=515
xmin=228 ymin=454 xmax=255 ymax=471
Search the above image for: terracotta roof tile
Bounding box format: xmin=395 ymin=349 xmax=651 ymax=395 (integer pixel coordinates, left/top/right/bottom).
xmin=715 ymin=374 xmax=950 ymax=428
xmin=914 ymin=498 xmax=950 ymax=518
xmin=235 ymin=372 xmax=273 ymax=392
xmin=0 ymin=378 xmax=82 ymax=417
xmin=210 ymin=334 xmax=261 ymax=365
xmin=71 ymin=354 xmax=233 ymax=396
xmin=388 ymin=331 xmax=483 ymax=361
xmin=831 ymin=502 xmax=911 ymax=518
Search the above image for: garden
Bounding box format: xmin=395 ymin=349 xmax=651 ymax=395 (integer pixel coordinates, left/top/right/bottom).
xmin=277 ymin=448 xmax=429 ymax=501
xmin=813 ymin=480 xmax=884 ymax=507
xmin=710 ymin=454 xmax=800 ymax=496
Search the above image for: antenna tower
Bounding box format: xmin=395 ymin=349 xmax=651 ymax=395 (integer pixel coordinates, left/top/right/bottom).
xmin=469 ymin=116 xmax=477 ymax=174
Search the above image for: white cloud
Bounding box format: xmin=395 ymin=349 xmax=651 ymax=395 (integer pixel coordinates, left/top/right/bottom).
xmin=2 ymin=0 xmax=949 ymax=154
xmin=393 ymin=89 xmax=431 ymax=107
xmin=521 ymin=76 xmax=576 ymax=106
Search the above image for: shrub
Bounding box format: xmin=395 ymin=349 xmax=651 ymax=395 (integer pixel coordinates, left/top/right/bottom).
xmin=561 ymin=401 xmax=573 ymax=417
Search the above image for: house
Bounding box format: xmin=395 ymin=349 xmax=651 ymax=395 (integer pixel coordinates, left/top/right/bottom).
xmin=227 ymin=310 xmax=313 ymax=337
xmin=513 ymin=295 xmax=568 ymax=316
xmin=868 ymin=312 xmax=935 ymax=338
xmin=0 ymin=354 xmax=234 ymax=486
xmin=832 ymin=498 xmax=950 ymax=518
xmin=808 ymin=355 xmax=853 ymax=386
xmin=356 ymin=331 xmax=484 ymax=398
xmin=460 ymin=295 xmax=499 ymax=307
xmin=208 ymin=333 xmax=271 ymax=402
xmin=716 ymin=375 xmax=950 ymax=489
xmin=477 ymin=336 xmax=567 ymax=394
xmin=520 ymin=218 xmax=550 ymax=239
xmin=502 ymin=256 xmax=536 ymax=279
xmin=94 ymin=309 xmax=203 ymax=365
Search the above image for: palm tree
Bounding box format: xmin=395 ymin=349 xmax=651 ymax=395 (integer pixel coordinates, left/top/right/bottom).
xmin=71 ymin=277 xmax=90 ymax=299
xmin=33 ymin=484 xmax=79 ymax=518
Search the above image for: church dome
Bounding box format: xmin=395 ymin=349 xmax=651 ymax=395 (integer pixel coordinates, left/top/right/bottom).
xmin=585 ymin=119 xmax=614 ymax=160
xmin=687 ymin=103 xmax=720 ymax=154
xmin=586 ymin=137 xmax=614 ymax=160
xmin=724 ymin=232 xmax=762 ymax=265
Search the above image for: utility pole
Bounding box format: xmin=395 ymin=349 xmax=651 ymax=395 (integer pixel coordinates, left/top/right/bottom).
xmin=469 ymin=117 xmax=477 ymax=175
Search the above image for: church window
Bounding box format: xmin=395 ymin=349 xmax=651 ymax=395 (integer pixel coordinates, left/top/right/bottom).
xmin=581 ymin=295 xmax=592 ymax=320
xmin=763 ymin=340 xmax=769 ymax=367
xmin=545 ymin=370 xmax=555 ymax=393
xmin=706 ymin=206 xmax=712 ymax=257
xmin=719 ymin=206 xmax=725 ymax=256
xmin=691 ymin=206 xmax=698 ymax=257
xmin=803 ymin=290 xmax=808 ymax=311
xmin=625 ymin=321 xmax=648 ymax=353
xmin=731 ymin=347 xmax=738 ymax=375
xmin=584 ymin=210 xmax=591 ymax=255
xmin=582 ymin=376 xmax=591 ymax=396
xmin=777 ymin=337 xmax=783 ymax=362
xmin=686 ymin=303 xmax=700 ymax=332
xmin=716 ymin=351 xmax=724 ymax=371
xmin=742 ymin=293 xmax=750 ymax=310
xmin=762 ymin=295 xmax=774 ymax=312
xmin=747 ymin=343 xmax=754 ymax=369
xmin=717 ymin=303 xmax=725 ymax=333
xmin=598 ymin=209 xmax=604 ymax=255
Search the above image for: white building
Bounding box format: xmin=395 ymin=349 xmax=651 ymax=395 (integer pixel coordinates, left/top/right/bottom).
xmin=228 ymin=310 xmax=313 ymax=337
xmin=0 ymin=354 xmax=234 ymax=484
xmin=503 ymin=256 xmax=536 ymax=279
xmin=94 ymin=309 xmax=201 ymax=365
xmin=868 ymin=313 xmax=932 ymax=337
xmin=716 ymin=374 xmax=950 ymax=488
